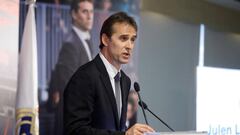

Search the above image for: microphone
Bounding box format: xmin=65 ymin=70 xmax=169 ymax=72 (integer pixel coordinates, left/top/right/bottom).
xmin=138 ymin=101 xmax=175 ymax=132
xmin=134 ymin=82 xmax=149 ymax=125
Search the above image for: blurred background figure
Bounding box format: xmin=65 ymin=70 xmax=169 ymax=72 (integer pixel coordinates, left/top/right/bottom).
xmin=126 ymin=90 xmax=139 ymax=128
xmin=47 ymin=0 xmax=94 ymax=135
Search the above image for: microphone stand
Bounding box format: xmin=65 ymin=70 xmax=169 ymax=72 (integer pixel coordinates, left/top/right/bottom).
xmin=139 ymin=101 xmax=175 ymax=132
xmin=145 ymin=107 xmax=174 ymax=132
xmin=137 ymin=93 xmax=149 ymax=125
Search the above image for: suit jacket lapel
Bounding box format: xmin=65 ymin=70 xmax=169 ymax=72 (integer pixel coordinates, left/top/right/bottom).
xmin=94 ymin=55 xmax=120 ymax=129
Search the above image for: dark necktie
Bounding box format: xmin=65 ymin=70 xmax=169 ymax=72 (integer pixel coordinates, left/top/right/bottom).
xmin=114 ymin=72 xmax=121 ymax=120
xmin=85 ymin=39 xmax=93 ymax=58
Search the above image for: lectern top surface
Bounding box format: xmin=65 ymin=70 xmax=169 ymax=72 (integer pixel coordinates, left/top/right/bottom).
xmin=144 ymin=131 xmax=207 ymax=135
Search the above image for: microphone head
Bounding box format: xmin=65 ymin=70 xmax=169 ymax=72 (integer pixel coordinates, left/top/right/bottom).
xmin=134 ymin=82 xmax=140 ymax=92
xmin=138 ymin=101 xmax=148 ymax=109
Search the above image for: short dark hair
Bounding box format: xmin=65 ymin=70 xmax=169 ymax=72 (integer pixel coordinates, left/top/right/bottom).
xmin=70 ymin=0 xmax=93 ymax=13
xmin=99 ymin=12 xmax=138 ymax=49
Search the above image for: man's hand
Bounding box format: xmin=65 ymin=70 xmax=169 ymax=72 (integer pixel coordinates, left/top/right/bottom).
xmin=53 ymin=91 xmax=60 ymax=104
xmin=125 ymin=123 xmax=155 ymax=135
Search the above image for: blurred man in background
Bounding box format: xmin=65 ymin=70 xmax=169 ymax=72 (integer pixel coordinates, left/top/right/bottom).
xmin=48 ymin=0 xmax=94 ymax=134
xmin=126 ymin=90 xmax=139 ymax=128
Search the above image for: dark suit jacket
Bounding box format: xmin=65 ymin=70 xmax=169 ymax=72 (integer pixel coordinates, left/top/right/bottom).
xmin=49 ymin=29 xmax=92 ymax=94
xmin=48 ymin=29 xmax=93 ymax=134
xmin=64 ymin=54 xmax=131 ymax=135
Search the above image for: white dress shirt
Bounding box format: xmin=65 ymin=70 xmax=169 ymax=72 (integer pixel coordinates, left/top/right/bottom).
xmin=72 ymin=26 xmax=92 ymax=61
xmin=99 ymin=52 xmax=122 ymax=116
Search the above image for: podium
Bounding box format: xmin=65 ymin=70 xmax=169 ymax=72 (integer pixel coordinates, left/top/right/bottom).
xmin=145 ymin=131 xmax=208 ymax=135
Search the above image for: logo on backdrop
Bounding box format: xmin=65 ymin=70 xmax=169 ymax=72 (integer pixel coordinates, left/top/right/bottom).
xmin=15 ymin=108 xmax=38 ymax=135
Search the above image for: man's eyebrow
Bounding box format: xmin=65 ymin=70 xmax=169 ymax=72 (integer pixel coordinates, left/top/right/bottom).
xmin=119 ymin=34 xmax=137 ymax=36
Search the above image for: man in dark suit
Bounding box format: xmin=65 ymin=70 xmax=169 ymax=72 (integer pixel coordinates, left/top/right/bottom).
xmin=47 ymin=0 xmax=94 ymax=134
xmin=64 ymin=12 xmax=154 ymax=135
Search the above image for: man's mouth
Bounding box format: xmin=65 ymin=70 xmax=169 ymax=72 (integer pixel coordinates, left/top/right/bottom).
xmin=123 ymin=52 xmax=130 ymax=57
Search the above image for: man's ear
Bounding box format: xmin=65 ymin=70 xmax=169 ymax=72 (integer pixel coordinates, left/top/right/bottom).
xmin=101 ymin=34 xmax=110 ymax=47
xmin=71 ymin=10 xmax=77 ymax=20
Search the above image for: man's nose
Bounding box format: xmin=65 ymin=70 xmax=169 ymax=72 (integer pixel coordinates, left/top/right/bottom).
xmin=126 ymin=40 xmax=134 ymax=50
xmin=87 ymin=11 xmax=93 ymax=20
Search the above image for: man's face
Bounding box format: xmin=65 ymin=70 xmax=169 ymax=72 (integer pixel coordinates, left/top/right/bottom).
xmin=72 ymin=1 xmax=94 ymax=31
xmin=127 ymin=91 xmax=139 ymax=120
xmin=127 ymin=103 xmax=133 ymax=120
xmin=104 ymin=23 xmax=137 ymax=67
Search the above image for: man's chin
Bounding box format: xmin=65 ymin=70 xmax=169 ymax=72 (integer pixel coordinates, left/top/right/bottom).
xmin=86 ymin=25 xmax=93 ymax=30
xmin=120 ymin=59 xmax=129 ymax=64
xmin=82 ymin=25 xmax=92 ymax=31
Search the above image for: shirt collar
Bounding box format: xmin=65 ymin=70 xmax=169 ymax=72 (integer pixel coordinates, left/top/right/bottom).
xmin=72 ymin=25 xmax=90 ymax=40
xmin=99 ymin=52 xmax=121 ymax=79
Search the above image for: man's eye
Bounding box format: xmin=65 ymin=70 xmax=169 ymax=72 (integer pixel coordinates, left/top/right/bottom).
xmin=82 ymin=10 xmax=88 ymax=14
xmin=131 ymin=37 xmax=136 ymax=42
xmin=120 ymin=36 xmax=128 ymax=41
